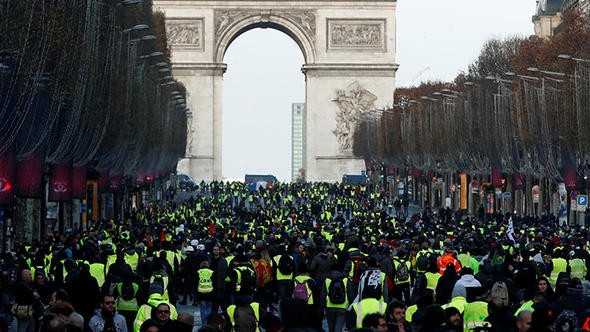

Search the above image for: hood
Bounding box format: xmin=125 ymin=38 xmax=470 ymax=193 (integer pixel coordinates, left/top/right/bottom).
xmin=452 ymin=283 xmax=467 ymax=298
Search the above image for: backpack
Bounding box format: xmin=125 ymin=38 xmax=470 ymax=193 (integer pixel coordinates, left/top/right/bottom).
xmin=359 ymin=268 xmax=383 ymax=300
xmin=292 ymin=279 xmax=310 ymax=301
xmin=394 ymin=259 xmax=410 ymax=283
xmin=278 ymin=254 xmax=294 ymax=275
xmin=235 ymin=266 xmax=256 ymax=294
xmin=120 ymin=281 xmax=136 ymax=301
xmin=351 ymin=259 xmax=368 ymax=284
xmin=490 ymin=280 xmax=509 ymax=307
xmin=328 ymin=277 xmax=347 ymax=304
xmin=233 ymin=304 xmax=258 ymax=332
xmin=148 ymin=274 xmax=165 ymax=296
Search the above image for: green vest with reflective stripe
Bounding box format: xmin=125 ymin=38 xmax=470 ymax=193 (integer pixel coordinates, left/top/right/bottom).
xmin=352 ymin=298 xmax=386 ymax=328
xmin=569 ymin=258 xmax=586 ymax=280
xmin=325 ymin=277 xmax=349 ymax=309
xmin=425 ymin=272 xmax=441 ymax=290
xmin=227 ymin=302 xmax=260 ymax=332
xmin=125 ymin=252 xmax=139 ymax=271
xmin=198 ymin=268 xmax=214 ymax=293
xmin=549 ymin=257 xmax=568 ymax=286
xmin=463 ymin=301 xmax=489 ymax=332
xmin=116 ymin=282 xmax=139 ymax=311
xmin=273 ymin=255 xmax=293 ymax=280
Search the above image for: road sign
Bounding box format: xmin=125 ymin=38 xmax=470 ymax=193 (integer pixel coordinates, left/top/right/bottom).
xmin=577 ymin=195 xmax=588 ymax=212
xmin=504 ymin=192 xmax=511 ymax=199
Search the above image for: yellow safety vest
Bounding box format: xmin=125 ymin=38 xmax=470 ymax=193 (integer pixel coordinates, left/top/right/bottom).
xmin=116 ymin=282 xmax=139 ymax=311
xmin=463 ymin=301 xmax=489 ymax=332
xmin=325 ymin=277 xmax=349 ymax=309
xmin=227 ymin=302 xmax=260 ymax=332
xmin=198 ymin=268 xmax=214 ymax=294
xmin=89 ymin=263 xmax=106 ymax=287
xmin=352 ymin=298 xmax=386 ymax=328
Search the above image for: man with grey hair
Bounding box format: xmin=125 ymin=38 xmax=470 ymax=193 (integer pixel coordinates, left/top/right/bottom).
xmin=515 ymin=310 xmax=532 ymax=332
xmin=67 ymin=312 xmax=84 ymax=332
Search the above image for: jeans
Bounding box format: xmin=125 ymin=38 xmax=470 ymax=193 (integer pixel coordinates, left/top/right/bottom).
xmin=326 ymin=308 xmax=347 ymax=332
xmin=17 ymin=318 xmax=34 ymax=332
xmin=199 ymin=301 xmax=212 ymax=325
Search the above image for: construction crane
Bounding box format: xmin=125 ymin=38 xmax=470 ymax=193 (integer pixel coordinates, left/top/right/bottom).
xmin=403 ymin=66 xmax=431 ymax=87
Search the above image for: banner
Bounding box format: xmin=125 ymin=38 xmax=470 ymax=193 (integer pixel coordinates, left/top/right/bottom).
xmin=513 ymin=172 xmax=524 ymax=190
xmin=491 ymin=169 xmax=502 ymax=188
xmin=98 ymin=170 xmax=109 ymax=193
xmin=564 ymin=166 xmax=577 ymax=191
xmin=506 ymin=216 xmax=515 ymax=244
xmin=0 ymin=149 xmax=15 ymax=206
xmin=72 ymin=167 xmax=87 ymax=199
xmin=15 ymin=152 xmax=44 ymax=198
xmin=108 ymin=174 xmax=122 ymax=193
xmin=48 ymin=163 xmax=72 ymax=202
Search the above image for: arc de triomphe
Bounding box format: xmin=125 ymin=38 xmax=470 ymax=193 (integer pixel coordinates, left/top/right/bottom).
xmin=154 ymin=0 xmax=398 ymax=182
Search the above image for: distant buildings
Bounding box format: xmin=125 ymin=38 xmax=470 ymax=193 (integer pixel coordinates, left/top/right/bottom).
xmin=533 ymin=0 xmax=589 ymax=37
xmin=291 ymin=103 xmax=306 ymax=182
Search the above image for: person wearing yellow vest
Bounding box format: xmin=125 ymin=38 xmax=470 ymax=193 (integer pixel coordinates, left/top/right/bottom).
xmin=547 ymin=250 xmax=568 ymax=288
xmin=133 ymin=294 xmax=178 ymax=332
xmin=227 ymin=298 xmax=261 ymax=332
xmin=196 ymin=261 xmax=215 ymax=325
xmin=348 ymin=297 xmax=387 ymax=329
xmin=392 ymin=251 xmax=412 ymax=303
xmin=292 ymin=266 xmax=314 ymax=305
xmin=568 ymin=250 xmax=586 ymax=281
xmin=116 ymin=281 xmax=140 ymax=332
xmin=443 ymin=284 xmax=468 ymax=314
xmin=462 ymin=300 xmax=489 ymax=331
xmin=324 ymin=272 xmax=349 ymax=332
xmin=273 ymin=252 xmax=294 ymax=300
xmin=89 ymin=262 xmax=106 ymax=288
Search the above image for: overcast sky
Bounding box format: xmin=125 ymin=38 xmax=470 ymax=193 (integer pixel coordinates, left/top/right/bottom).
xmin=221 ymin=0 xmax=536 ymax=182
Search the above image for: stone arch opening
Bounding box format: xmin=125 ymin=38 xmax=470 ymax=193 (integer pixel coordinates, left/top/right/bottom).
xmin=214 ymin=12 xmax=317 ymax=64
xmin=221 ymin=28 xmax=305 ymax=181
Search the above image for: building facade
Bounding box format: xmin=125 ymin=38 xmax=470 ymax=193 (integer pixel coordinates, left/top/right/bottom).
xmin=533 ymin=0 xmax=589 ymax=37
xmin=292 ymin=103 xmax=306 ymax=182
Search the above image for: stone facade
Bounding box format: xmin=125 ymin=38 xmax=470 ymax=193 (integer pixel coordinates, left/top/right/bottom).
xmin=153 ymin=0 xmax=398 ymax=182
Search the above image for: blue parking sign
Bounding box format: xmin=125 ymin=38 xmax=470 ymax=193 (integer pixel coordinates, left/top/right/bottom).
xmin=577 ymin=195 xmax=588 ymax=208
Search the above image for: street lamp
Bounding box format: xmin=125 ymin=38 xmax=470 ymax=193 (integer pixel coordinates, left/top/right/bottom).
xmin=121 ymin=0 xmax=141 ymax=4
xmin=141 ymin=35 xmax=156 ymax=41
xmin=558 ymin=54 xmax=590 ymax=63
xmin=527 ymin=67 xmax=566 ymax=77
xmin=123 ymin=24 xmax=149 ymax=33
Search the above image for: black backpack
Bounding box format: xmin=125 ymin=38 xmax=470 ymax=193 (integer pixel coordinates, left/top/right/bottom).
xmin=233 ymin=304 xmax=258 ymax=332
xmin=328 ymin=277 xmax=347 ymax=304
xmin=278 ymin=254 xmax=294 ymax=275
xmin=148 ymin=274 xmax=165 ymax=296
xmin=235 ymin=266 xmax=256 ymax=294
xmin=120 ymin=281 xmax=136 ymax=301
xmin=394 ymin=259 xmax=410 ymax=283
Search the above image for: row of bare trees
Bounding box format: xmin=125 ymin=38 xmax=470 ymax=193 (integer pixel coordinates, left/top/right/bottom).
xmin=354 ymin=10 xmax=590 ymax=186
xmin=0 ymin=0 xmax=186 ymax=196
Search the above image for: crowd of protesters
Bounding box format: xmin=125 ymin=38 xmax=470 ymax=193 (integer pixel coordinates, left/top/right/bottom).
xmin=0 ymin=181 xmax=590 ymax=332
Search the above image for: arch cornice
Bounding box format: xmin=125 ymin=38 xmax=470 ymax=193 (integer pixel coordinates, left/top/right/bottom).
xmin=213 ymin=9 xmax=317 ymax=64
